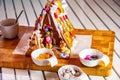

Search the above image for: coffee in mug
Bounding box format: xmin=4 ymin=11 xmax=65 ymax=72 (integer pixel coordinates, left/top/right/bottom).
xmin=0 ymin=18 xmax=19 ymax=39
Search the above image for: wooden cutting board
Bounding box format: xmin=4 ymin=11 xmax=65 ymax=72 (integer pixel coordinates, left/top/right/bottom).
xmin=0 ymin=26 xmax=115 ymax=76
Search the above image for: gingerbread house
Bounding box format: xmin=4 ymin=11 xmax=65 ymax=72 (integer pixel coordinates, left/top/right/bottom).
xmin=28 ymin=0 xmax=76 ymax=58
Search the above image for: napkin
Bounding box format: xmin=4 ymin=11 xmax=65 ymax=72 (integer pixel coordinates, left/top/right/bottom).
xmin=13 ymin=32 xmax=32 ymax=55
xmin=71 ymin=35 xmax=92 ymax=54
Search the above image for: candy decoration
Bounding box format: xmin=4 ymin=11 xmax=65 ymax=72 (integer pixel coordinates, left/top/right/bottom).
xmin=62 ymin=8 xmax=64 ymax=13
xmin=65 ymin=15 xmax=68 ymax=19
xmin=54 ymin=12 xmax=58 ymax=18
xmin=67 ymin=37 xmax=71 ymax=43
xmin=61 ymin=46 xmax=66 ymax=52
xmin=60 ymin=17 xmax=63 ymax=22
xmin=63 ymin=15 xmax=66 ymax=20
xmin=47 ymin=24 xmax=51 ymax=28
xmin=44 ymin=27 xmax=49 ymax=32
xmin=57 ymin=7 xmax=61 ymax=14
xmin=65 ymin=49 xmax=70 ymax=54
xmin=46 ymin=31 xmax=50 ymax=35
xmin=51 ymin=0 xmax=55 ymax=4
xmin=62 ymin=29 xmax=66 ymax=34
xmin=46 ymin=1 xmax=51 ymax=6
xmin=84 ymin=55 xmax=98 ymax=61
xmin=57 ymin=0 xmax=63 ymax=13
xmin=69 ymin=31 xmax=75 ymax=38
xmin=56 ymin=18 xmax=60 ymax=23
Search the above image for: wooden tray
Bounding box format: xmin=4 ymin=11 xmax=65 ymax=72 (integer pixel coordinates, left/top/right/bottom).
xmin=0 ymin=26 xmax=115 ymax=76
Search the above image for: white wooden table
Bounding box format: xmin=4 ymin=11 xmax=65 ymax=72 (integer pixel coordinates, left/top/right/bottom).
xmin=0 ymin=0 xmax=120 ymax=80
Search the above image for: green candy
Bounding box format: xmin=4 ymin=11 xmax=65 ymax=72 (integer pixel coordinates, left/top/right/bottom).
xmin=90 ymin=58 xmax=97 ymax=60
xmin=46 ymin=31 xmax=50 ymax=35
xmin=62 ymin=8 xmax=64 ymax=13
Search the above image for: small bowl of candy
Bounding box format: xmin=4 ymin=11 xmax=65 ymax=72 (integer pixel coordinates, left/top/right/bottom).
xmin=31 ymin=48 xmax=58 ymax=66
xmin=58 ymin=65 xmax=87 ymax=80
xmin=79 ymin=48 xmax=110 ymax=67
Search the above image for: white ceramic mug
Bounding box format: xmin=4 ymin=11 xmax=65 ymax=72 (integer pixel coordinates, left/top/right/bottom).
xmin=0 ymin=18 xmax=19 ymax=39
xmin=79 ymin=48 xmax=110 ymax=67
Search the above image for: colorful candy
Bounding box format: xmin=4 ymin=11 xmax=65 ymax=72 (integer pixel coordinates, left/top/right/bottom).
xmin=84 ymin=55 xmax=98 ymax=60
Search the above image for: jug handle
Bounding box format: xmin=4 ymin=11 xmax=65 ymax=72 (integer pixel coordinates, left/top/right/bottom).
xmin=100 ymin=54 xmax=110 ymax=66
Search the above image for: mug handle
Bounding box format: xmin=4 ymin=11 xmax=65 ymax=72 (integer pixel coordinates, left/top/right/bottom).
xmin=0 ymin=24 xmax=2 ymax=36
xmin=100 ymin=54 xmax=110 ymax=66
xmin=0 ymin=30 xmax=2 ymax=36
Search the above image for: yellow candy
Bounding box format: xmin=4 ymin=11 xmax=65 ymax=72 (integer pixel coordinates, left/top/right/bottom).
xmin=65 ymin=49 xmax=70 ymax=54
xmin=56 ymin=18 xmax=60 ymax=23
xmin=61 ymin=46 xmax=66 ymax=51
xmin=67 ymin=37 xmax=71 ymax=43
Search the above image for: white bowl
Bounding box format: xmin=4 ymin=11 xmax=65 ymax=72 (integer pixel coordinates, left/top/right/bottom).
xmin=79 ymin=48 xmax=110 ymax=67
xmin=58 ymin=65 xmax=88 ymax=80
xmin=31 ymin=48 xmax=54 ymax=66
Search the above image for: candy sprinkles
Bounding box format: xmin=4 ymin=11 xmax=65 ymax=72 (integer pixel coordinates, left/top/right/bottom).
xmin=84 ymin=55 xmax=98 ymax=61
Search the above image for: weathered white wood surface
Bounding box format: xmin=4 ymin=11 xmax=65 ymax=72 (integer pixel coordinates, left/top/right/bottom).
xmin=0 ymin=0 xmax=120 ymax=80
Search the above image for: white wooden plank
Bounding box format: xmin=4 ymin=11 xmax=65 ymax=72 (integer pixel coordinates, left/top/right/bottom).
xmin=0 ymin=0 xmax=6 ymax=21
xmin=0 ymin=68 xmax=2 ymax=80
xmin=67 ymin=0 xmax=96 ymax=30
xmin=104 ymin=0 xmax=120 ymax=16
xmin=112 ymin=53 xmax=120 ymax=76
xmin=76 ymin=0 xmax=108 ymax=30
xmin=0 ymin=0 xmax=1 ymax=6
xmin=85 ymin=0 xmax=120 ymax=41
xmin=13 ymin=0 xmax=28 ymax=26
xmin=114 ymin=0 xmax=120 ymax=6
xmin=21 ymin=0 xmax=36 ymax=26
xmin=105 ymin=69 xmax=120 ymax=80
xmin=30 ymin=70 xmax=44 ymax=80
xmin=2 ymin=68 xmax=15 ymax=80
xmin=5 ymin=0 xmax=16 ymax=18
xmin=114 ymin=39 xmax=120 ymax=57
xmin=89 ymin=75 xmax=105 ymax=80
xmin=15 ymin=69 xmax=30 ymax=80
xmin=94 ymin=0 xmax=120 ymax=27
xmin=44 ymin=71 xmax=59 ymax=80
xmin=30 ymin=0 xmax=42 ymax=18
xmin=0 ymin=73 xmax=2 ymax=80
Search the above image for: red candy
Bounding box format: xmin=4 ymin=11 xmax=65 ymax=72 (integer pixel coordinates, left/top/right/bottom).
xmin=60 ymin=17 xmax=63 ymax=22
xmin=63 ymin=15 xmax=66 ymax=20
xmin=65 ymin=15 xmax=68 ymax=19
xmin=54 ymin=12 xmax=58 ymax=18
